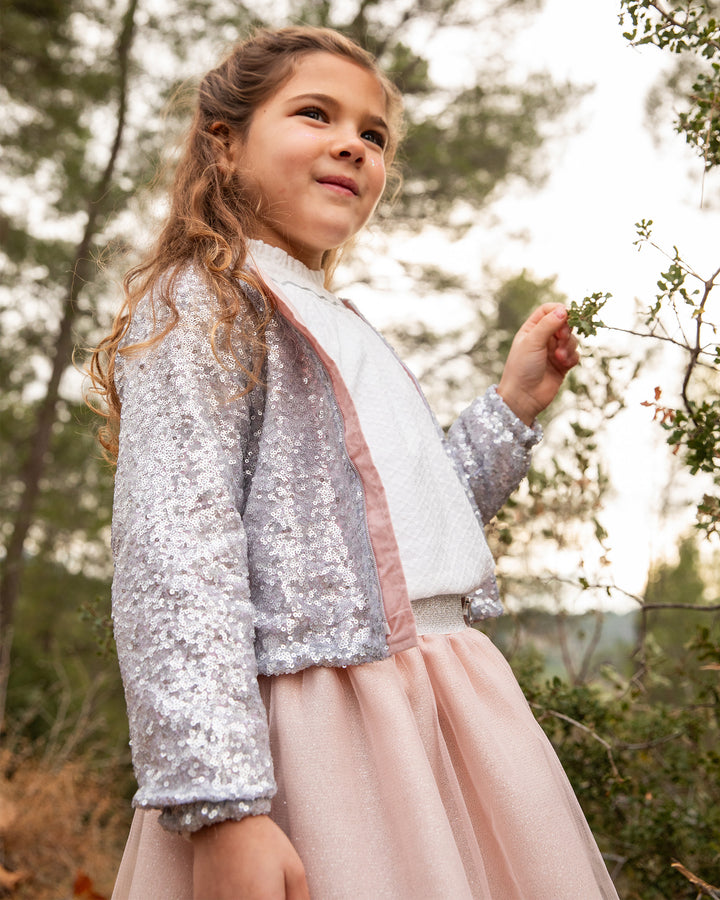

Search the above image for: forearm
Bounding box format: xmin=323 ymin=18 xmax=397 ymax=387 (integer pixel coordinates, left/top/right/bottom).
xmin=495 ymin=378 xmax=538 ymax=427
xmin=446 ymin=386 xmax=542 ymax=523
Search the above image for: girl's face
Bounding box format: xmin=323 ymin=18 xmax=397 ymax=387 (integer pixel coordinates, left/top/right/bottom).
xmin=229 ymin=52 xmax=389 ymax=269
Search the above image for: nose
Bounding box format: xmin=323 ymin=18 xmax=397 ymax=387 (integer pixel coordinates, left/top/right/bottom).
xmin=331 ymin=128 xmax=365 ymax=164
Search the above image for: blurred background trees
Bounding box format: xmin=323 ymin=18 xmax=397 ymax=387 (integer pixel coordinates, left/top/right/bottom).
xmin=0 ymin=0 xmax=718 ymax=897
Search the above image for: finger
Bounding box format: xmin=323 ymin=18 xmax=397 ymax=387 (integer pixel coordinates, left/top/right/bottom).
xmin=553 ymin=340 xmax=580 ymax=372
xmin=526 ymin=305 xmax=569 ymax=347
xmin=517 ymin=302 xmax=566 ymax=334
xmin=553 ymin=321 xmax=571 ymax=342
xmin=554 ymin=329 xmax=577 ymax=354
xmin=285 ymin=868 xmax=311 ymax=900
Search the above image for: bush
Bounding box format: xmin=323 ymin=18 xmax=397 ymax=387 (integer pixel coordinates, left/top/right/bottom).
xmin=0 ymin=743 xmax=132 ymax=899
xmin=513 ymin=624 xmax=720 ymax=899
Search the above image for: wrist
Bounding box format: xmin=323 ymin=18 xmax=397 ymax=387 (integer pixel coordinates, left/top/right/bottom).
xmin=191 ymin=814 xmax=270 ymax=844
xmin=496 ymin=382 xmax=537 ymax=427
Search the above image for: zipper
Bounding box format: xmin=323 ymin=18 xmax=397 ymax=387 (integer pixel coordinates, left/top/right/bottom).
xmin=272 ymin=289 xmax=390 ymax=639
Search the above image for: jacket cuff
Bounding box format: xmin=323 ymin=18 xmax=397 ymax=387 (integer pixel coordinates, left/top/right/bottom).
xmin=158 ymin=796 xmax=272 ymax=834
xmin=488 ymin=385 xmax=543 ymax=447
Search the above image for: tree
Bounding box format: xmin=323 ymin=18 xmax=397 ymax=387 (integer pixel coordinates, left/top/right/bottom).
xmin=0 ymin=0 xmax=272 ymax=727
xmin=0 ymin=0 xmax=142 ymax=725
xmin=640 ymin=537 xmax=718 ymax=704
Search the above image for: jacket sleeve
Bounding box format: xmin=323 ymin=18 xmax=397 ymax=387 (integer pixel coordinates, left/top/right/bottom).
xmin=445 ymin=385 xmax=542 ymax=524
xmin=111 ymin=271 xmax=274 ymax=833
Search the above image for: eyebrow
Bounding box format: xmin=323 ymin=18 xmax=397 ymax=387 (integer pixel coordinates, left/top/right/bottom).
xmin=289 ymin=92 xmax=389 ymax=133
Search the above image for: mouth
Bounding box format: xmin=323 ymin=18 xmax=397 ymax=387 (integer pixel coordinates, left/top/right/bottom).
xmin=317 ymin=175 xmax=359 ymax=196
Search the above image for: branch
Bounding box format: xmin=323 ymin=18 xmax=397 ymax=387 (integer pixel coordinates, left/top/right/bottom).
xmin=640 ymin=601 xmax=720 ymax=611
xmin=546 ymin=575 xmax=646 ymax=606
xmin=681 ymin=265 xmax=719 ymax=416
xmin=578 ymin=610 xmax=606 ymax=685
xmin=647 ymin=0 xmax=720 ymax=53
xmin=615 ymin=730 xmax=684 ymax=751
xmin=602 ymin=324 xmax=694 ymax=353
xmin=671 ymin=861 xmax=720 ymax=900
xmin=531 ymin=705 xmax=621 ymax=779
xmin=641 ymin=236 xmax=706 ymax=281
xmin=555 ymin=615 xmax=577 ymax=684
xmin=546 ymin=576 xmax=720 ymax=612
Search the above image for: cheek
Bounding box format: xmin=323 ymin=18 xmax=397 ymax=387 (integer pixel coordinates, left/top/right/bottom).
xmin=368 ymin=158 xmax=386 ymax=198
xmin=367 ymin=155 xmax=385 ymax=178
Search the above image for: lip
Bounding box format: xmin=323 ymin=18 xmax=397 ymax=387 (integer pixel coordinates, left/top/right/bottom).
xmin=317 ymin=175 xmax=359 ymax=196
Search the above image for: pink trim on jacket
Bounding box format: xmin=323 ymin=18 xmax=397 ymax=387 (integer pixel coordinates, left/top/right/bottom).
xmin=263 ymin=276 xmax=418 ymax=654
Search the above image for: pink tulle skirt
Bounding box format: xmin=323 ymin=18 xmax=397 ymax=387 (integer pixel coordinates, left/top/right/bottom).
xmin=112 ymin=629 xmax=618 ymax=899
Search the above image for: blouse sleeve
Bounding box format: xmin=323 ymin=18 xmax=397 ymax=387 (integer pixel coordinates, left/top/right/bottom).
xmin=111 ymin=271 xmax=274 ymax=833
xmin=445 ymin=385 xmax=543 ymax=524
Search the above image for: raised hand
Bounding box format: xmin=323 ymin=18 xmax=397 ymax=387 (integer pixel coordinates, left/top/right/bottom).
xmin=497 ymin=303 xmax=580 ymax=426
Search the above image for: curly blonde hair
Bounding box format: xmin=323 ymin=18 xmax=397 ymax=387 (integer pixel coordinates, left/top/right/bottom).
xmin=88 ymin=26 xmax=404 ymax=461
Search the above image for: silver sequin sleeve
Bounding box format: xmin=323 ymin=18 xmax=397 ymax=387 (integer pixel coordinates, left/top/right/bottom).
xmin=446 ymin=385 xmax=542 ymax=526
xmin=111 ymin=270 xmax=275 ymax=831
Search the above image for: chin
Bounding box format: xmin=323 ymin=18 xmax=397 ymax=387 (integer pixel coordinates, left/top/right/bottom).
xmin=311 ymin=219 xmax=361 ymax=247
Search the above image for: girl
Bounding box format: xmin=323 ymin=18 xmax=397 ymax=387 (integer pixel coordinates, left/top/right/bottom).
xmin=91 ymin=26 xmax=620 ymax=900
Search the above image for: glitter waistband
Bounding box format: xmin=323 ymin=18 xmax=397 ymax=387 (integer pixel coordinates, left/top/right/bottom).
xmin=411 ymin=595 xmax=468 ymax=636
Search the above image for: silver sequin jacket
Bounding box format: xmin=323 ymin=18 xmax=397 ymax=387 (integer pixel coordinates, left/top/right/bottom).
xmin=111 ymin=267 xmax=542 ymax=832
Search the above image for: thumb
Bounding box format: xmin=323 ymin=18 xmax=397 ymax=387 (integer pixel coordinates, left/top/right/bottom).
xmin=526 ymin=304 xmax=568 ymax=347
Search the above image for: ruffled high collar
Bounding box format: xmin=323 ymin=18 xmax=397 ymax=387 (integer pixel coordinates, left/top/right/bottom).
xmin=247 ymin=240 xmax=326 ymax=292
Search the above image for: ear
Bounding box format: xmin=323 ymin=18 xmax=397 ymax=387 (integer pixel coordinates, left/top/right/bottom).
xmin=208 ymin=121 xmax=235 ymax=174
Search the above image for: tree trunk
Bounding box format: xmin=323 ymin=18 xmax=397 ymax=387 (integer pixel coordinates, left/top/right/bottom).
xmin=0 ymin=0 xmax=139 ymax=729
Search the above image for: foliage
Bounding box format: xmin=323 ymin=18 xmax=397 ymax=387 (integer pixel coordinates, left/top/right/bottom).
xmin=625 ymin=0 xmax=717 ymax=159
xmin=479 ymin=534 xmax=720 ymax=896
xmin=620 ymin=0 xmax=720 ymax=170
xmin=566 ymin=292 xmax=609 ymax=337
xmin=0 ymin=741 xmax=132 ymax=899
xmin=508 ymin=619 xmax=720 ymax=899
xmin=0 ymin=0 xmax=147 ymax=724
xmin=551 ymin=9 xmax=720 ymax=893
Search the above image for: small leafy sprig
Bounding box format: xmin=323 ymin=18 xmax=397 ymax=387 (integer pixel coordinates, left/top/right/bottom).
xmin=567 ymin=292 xmax=610 ymax=337
xmin=620 ymin=0 xmax=720 ymax=58
xmin=79 ymin=596 xmax=115 ymax=659
xmin=620 ymin=2 xmax=720 ymax=188
xmin=667 ymin=400 xmax=720 ymax=475
xmin=641 ymin=388 xmax=720 ymax=474
xmin=678 ymin=64 xmax=720 ymax=169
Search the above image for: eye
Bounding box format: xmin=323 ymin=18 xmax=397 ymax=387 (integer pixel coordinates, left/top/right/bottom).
xmin=297 ymin=106 xmax=327 ymax=122
xmin=362 ymin=129 xmax=387 ymax=150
